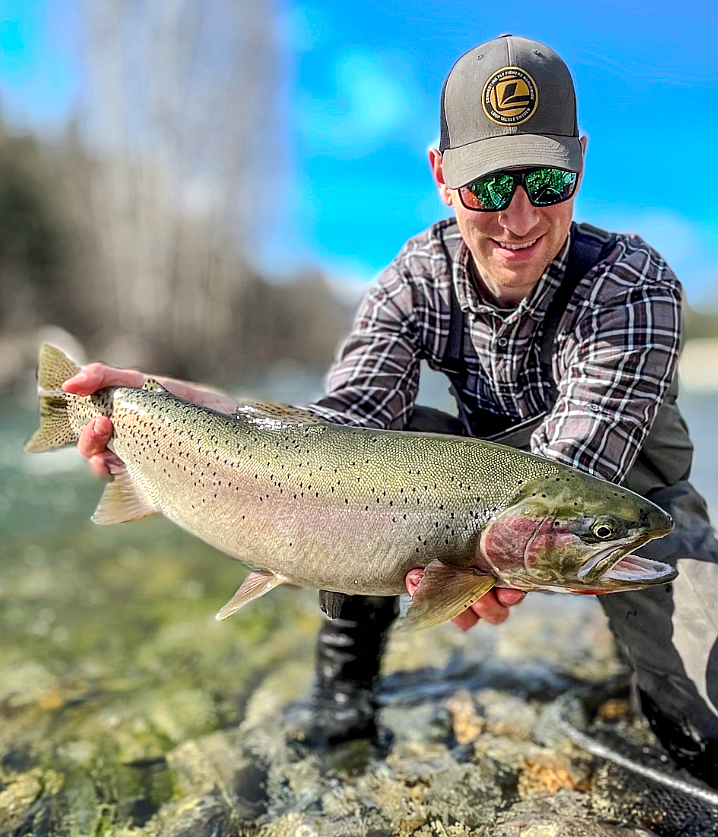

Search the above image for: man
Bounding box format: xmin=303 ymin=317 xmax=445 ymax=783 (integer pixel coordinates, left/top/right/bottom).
xmin=66 ymin=36 xmax=718 ymax=785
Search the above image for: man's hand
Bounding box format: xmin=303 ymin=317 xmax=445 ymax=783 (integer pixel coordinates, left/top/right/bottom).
xmin=62 ymin=364 xmax=145 ymax=477
xmin=405 ymin=568 xmax=525 ymax=631
xmin=62 ymin=362 xmax=238 ymax=477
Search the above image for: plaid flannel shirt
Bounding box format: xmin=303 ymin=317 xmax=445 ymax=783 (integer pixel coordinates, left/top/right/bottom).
xmin=308 ymin=219 xmax=682 ymax=485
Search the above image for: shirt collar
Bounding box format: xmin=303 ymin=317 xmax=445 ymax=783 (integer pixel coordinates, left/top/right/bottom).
xmin=452 ymin=227 xmax=573 ymax=321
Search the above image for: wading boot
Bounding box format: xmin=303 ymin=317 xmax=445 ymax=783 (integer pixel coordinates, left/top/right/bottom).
xmin=292 ymin=593 xmax=398 ymax=748
xmin=639 ymin=689 xmax=718 ymax=789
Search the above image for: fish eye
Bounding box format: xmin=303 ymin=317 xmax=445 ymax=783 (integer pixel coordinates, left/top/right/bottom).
xmin=592 ymin=519 xmax=616 ymax=539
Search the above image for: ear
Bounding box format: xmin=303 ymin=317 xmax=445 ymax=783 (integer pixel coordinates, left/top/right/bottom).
xmin=576 ymin=135 xmax=588 ymax=190
xmin=428 ymin=147 xmax=454 ymax=208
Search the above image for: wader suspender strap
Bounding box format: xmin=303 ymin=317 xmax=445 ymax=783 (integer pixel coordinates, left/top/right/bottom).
xmin=438 ymin=226 xmax=465 ymax=378
xmin=538 ymin=226 xmax=618 ymax=397
xmin=438 ymin=229 xmax=474 ymax=432
xmin=440 ymin=224 xmax=618 ymax=430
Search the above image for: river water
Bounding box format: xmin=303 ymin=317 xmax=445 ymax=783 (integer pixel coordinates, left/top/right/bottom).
xmin=0 ymin=377 xmax=716 ymax=835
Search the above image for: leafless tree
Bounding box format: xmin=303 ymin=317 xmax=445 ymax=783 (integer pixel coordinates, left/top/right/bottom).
xmin=74 ymin=0 xmax=285 ymax=375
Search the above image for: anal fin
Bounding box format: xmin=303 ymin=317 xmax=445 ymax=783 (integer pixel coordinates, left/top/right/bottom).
xmin=215 ymin=571 xmax=287 ymax=620
xmin=398 ymin=560 xmax=495 ymax=632
xmin=92 ymin=467 xmax=157 ymax=524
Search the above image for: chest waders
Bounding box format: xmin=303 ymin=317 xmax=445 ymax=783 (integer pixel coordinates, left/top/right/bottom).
xmin=309 ymin=225 xmax=718 ymax=780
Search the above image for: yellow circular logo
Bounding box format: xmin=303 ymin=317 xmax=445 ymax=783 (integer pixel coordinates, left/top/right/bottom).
xmin=482 ymin=67 xmax=538 ymax=126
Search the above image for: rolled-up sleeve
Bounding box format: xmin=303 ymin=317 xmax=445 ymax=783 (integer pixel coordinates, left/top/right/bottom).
xmin=307 ymin=265 xmax=422 ymax=429
xmin=531 ymin=274 xmax=682 ymax=484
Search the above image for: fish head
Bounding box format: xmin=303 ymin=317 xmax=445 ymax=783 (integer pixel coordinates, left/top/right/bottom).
xmin=478 ymin=470 xmax=675 ymax=594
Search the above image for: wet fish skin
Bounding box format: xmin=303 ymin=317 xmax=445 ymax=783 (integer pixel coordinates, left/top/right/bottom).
xmin=26 ymin=343 xmax=676 ymax=630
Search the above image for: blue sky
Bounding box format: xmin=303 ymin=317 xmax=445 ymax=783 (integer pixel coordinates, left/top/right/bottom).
xmin=2 ymin=0 xmax=718 ymax=304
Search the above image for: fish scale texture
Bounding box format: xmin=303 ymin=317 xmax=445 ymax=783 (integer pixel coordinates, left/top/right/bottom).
xmin=28 ymin=347 xmax=676 ymax=617
xmin=108 ymin=387 xmax=561 ymax=594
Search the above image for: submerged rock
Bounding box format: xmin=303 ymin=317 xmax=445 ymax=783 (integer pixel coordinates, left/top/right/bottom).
xmin=0 ymin=767 xmax=63 ymax=835
xmin=494 ymin=815 xmax=658 ymax=836
xmin=1 ymin=521 xmax=713 ymax=837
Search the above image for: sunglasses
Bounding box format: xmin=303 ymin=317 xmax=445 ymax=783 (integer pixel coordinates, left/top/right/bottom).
xmin=458 ymin=167 xmax=578 ymax=212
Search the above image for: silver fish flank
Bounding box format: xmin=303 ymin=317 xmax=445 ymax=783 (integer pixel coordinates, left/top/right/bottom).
xmin=26 ymin=343 xmax=676 ymax=630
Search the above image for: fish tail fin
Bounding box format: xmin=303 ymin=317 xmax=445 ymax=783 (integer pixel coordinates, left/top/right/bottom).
xmin=24 ymin=343 xmax=81 ymax=453
xmin=36 ymin=342 xmax=81 ymax=390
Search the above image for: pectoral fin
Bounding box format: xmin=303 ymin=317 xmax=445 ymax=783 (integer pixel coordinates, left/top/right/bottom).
xmin=215 ymin=571 xmax=287 ymax=620
xmin=398 ymin=560 xmax=495 ymax=632
xmin=92 ymin=467 xmax=157 ymax=524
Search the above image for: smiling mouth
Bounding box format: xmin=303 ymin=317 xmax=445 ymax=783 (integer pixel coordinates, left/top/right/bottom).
xmin=492 ymin=234 xmax=546 ymax=254
xmin=495 ymin=238 xmax=538 ymax=250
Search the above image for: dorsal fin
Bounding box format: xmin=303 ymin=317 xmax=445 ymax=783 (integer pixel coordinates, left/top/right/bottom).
xmin=234 ymin=399 xmax=327 ymax=427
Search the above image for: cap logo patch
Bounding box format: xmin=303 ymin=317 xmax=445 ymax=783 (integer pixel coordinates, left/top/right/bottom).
xmin=482 ymin=67 xmax=538 ymax=126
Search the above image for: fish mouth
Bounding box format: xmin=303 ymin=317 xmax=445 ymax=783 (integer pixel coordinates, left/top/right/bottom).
xmin=578 ymin=542 xmax=676 ymax=586
xmin=602 ymin=553 xmax=676 ymax=584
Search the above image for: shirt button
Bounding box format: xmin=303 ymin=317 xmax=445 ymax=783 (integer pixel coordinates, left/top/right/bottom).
xmin=497 ymin=337 xmax=508 ymax=348
xmin=589 ymin=403 xmax=600 ymax=412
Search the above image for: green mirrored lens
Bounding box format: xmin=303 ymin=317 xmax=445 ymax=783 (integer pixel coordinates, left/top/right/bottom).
xmin=460 ymin=167 xmax=578 ymax=212
xmin=466 ymin=173 xmax=516 ymax=211
xmin=524 ymin=168 xmax=577 ymax=206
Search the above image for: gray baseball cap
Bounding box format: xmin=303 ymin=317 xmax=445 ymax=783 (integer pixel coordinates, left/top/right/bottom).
xmin=439 ymin=35 xmax=582 ymax=189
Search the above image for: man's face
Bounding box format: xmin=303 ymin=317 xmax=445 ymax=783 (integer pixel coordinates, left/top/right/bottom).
xmin=430 ymin=137 xmax=586 ymax=306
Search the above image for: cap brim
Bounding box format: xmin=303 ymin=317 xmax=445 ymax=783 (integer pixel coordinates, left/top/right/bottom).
xmin=442 ymin=134 xmax=583 ymax=189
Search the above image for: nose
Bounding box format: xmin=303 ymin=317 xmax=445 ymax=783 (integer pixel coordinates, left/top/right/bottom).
xmin=499 ymin=186 xmax=541 ymax=238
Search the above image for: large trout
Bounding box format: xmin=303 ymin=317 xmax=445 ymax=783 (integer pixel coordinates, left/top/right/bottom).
xmin=26 ymin=344 xmax=675 ymax=630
